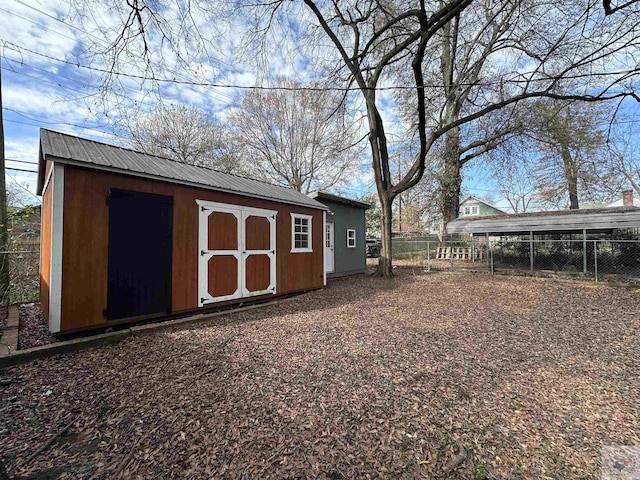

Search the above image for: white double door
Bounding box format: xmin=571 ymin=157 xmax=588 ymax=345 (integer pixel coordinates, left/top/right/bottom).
xmin=197 ymin=200 xmax=277 ymax=306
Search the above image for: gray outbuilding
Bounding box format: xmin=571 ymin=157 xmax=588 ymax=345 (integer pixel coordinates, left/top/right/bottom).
xmin=309 ymin=192 xmax=370 ymax=278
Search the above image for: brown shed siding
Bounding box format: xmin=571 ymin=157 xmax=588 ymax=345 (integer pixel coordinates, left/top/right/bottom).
xmin=39 ymin=176 xmax=53 ymax=320
xmin=59 ymin=164 xmax=323 ymax=332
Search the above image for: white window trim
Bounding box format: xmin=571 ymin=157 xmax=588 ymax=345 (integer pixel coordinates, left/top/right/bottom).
xmin=291 ymin=213 xmax=313 ymax=253
xmin=346 ymin=228 xmax=356 ymax=248
xmin=462 ymin=204 xmax=479 ymax=216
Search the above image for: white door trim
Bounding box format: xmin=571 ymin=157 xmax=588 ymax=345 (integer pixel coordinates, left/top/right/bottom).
xmin=241 ymin=208 xmax=277 ymax=298
xmin=197 ymin=200 xmax=277 ymax=306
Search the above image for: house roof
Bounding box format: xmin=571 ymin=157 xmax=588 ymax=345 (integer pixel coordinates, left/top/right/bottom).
xmin=37 ymin=129 xmax=329 ymax=211
xmin=308 ymin=191 xmax=371 ymax=210
xmin=606 ymin=198 xmax=640 ymax=207
xmin=460 ymin=195 xmax=507 ymax=214
xmin=447 ymin=206 xmax=640 ymax=235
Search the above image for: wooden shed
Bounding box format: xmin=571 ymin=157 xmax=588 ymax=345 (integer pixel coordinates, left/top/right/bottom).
xmin=37 ymin=129 xmax=329 ymax=334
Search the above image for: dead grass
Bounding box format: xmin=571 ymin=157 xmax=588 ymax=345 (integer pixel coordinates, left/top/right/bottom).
xmin=0 ymin=269 xmax=639 ymax=479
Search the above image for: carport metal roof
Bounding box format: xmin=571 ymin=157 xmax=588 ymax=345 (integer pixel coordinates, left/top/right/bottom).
xmin=446 ymin=206 xmax=640 ymax=236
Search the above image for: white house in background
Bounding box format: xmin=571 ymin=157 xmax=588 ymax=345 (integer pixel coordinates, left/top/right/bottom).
xmin=606 ymin=189 xmax=640 ymax=208
xmin=459 ymin=195 xmax=508 ymax=217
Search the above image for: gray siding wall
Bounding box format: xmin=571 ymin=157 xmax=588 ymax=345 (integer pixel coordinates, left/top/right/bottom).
xmin=479 ymin=203 xmax=504 ymax=216
xmin=323 ymin=199 xmax=367 ymax=278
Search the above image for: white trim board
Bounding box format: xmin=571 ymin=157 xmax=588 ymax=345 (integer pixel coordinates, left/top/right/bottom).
xmin=49 ymin=163 xmax=64 ymax=333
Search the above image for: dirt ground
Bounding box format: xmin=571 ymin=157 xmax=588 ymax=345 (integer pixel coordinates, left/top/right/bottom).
xmin=0 ymin=269 xmax=639 ymax=479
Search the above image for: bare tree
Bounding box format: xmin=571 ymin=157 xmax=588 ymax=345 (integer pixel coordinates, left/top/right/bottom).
xmin=604 ymin=121 xmax=640 ymax=196
xmin=494 ymin=163 xmax=539 ymax=214
xmin=122 ymin=103 xmax=240 ymax=171
xmin=228 ymin=80 xmax=363 ymax=193
xmin=521 ymin=100 xmax=610 ymax=210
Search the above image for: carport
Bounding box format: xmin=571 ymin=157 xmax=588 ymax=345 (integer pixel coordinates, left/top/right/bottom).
xmin=446 ymin=206 xmax=640 ymax=274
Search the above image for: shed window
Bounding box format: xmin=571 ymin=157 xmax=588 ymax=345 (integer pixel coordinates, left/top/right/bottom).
xmin=346 ymin=229 xmax=356 ymax=248
xmin=291 ymin=213 xmax=313 ymax=253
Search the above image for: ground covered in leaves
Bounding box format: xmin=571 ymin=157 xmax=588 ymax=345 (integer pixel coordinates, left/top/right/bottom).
xmin=1 ymin=270 xmax=639 ymax=479
xmin=18 ymin=303 xmax=57 ymax=350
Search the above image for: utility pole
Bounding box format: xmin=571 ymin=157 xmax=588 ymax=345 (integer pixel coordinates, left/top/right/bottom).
xmin=0 ymin=53 xmax=9 ymax=302
xmin=396 ymin=154 xmax=402 ymax=232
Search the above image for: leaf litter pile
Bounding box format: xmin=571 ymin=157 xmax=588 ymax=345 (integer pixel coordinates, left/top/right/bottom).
xmin=0 ymin=270 xmax=639 ymax=479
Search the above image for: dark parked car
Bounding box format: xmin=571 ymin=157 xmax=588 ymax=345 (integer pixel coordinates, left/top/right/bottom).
xmin=366 ymin=238 xmax=381 ymax=257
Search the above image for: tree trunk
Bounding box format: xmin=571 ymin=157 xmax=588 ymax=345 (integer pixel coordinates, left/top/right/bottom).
xmin=376 ymin=193 xmax=394 ymax=277
xmin=560 ymin=143 xmax=579 ymax=209
xmin=440 ymin=126 xmax=462 ymax=230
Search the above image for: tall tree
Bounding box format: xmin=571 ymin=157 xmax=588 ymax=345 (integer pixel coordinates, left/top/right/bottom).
xmin=524 ymin=100 xmax=608 ymax=210
xmin=0 ymin=55 xmax=9 ymax=302
xmin=430 ymin=1 xmax=523 ymax=226
xmin=228 ymin=80 xmax=363 ymax=193
xmin=122 ymin=104 xmax=240 ymax=171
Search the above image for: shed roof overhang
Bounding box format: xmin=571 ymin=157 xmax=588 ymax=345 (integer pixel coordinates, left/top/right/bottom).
xmin=308 ymin=191 xmax=371 ymax=210
xmin=446 ymin=207 xmax=640 ymax=236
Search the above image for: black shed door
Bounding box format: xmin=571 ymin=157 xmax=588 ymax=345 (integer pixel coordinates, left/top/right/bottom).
xmin=106 ymin=189 xmax=173 ymax=320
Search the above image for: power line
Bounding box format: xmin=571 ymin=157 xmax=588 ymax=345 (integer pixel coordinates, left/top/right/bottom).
xmin=6 ymin=167 xmax=37 ymax=173
xmin=3 ymin=106 xmax=110 ymax=129
xmin=6 ymin=158 xmax=37 ymax=165
xmin=2 ymin=43 xmax=237 ymax=104
xmin=4 ymin=39 xmax=640 ymax=93
xmin=3 ymin=117 xmax=122 ymax=142
xmin=0 ymin=6 xmax=78 ymax=44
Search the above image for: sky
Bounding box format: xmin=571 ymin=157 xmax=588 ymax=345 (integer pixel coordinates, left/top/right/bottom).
xmin=1 ymin=0 xmax=639 ymax=213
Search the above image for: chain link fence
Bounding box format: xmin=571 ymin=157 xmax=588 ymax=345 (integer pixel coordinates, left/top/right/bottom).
xmin=391 ymin=237 xmax=640 ymax=282
xmin=0 ymin=240 xmax=40 ymax=304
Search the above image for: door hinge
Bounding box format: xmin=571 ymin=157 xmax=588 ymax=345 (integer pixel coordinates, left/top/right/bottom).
xmin=105 ymin=194 xmax=110 ymax=206
xmin=102 ymin=308 xmax=108 ymax=318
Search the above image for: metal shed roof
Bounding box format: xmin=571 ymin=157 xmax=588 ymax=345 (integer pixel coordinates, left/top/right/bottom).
xmin=308 ymin=191 xmax=371 ymax=209
xmin=38 ymin=129 xmax=328 ymax=211
xmin=446 ymin=206 xmax=640 ymax=236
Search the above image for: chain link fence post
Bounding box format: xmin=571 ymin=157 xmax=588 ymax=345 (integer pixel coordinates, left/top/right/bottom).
xmin=594 ymin=239 xmax=598 ymax=282
xmin=490 ymin=238 xmax=494 ymax=274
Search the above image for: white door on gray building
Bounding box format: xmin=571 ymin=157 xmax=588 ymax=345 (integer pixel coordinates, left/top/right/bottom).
xmin=325 ymin=222 xmax=334 ymax=273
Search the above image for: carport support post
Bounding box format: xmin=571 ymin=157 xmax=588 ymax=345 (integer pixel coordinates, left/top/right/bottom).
xmin=530 ymin=231 xmax=534 ymax=272
xmin=583 ymin=229 xmax=587 ymax=274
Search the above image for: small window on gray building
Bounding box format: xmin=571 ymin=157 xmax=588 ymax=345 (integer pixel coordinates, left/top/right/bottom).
xmin=346 ymin=228 xmax=356 ymax=248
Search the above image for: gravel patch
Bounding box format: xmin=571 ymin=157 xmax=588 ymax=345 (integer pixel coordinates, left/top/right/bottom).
xmin=0 ymin=270 xmax=638 ymax=479
xmin=17 ymin=303 xmax=57 ymax=350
